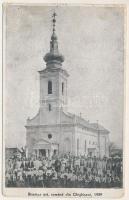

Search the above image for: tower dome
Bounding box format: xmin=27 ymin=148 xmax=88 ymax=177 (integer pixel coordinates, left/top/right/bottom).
xmin=43 ymin=12 xmax=65 ymax=68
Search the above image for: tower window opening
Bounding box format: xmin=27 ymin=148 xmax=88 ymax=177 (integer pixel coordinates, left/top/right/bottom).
xmin=48 ymin=104 xmax=52 ymax=111
xmin=62 ymin=82 xmax=64 ymax=95
xmin=48 ymin=81 xmax=52 ymax=94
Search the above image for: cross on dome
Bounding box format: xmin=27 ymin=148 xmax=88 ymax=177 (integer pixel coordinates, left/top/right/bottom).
xmin=52 ymin=11 xmax=57 ymax=33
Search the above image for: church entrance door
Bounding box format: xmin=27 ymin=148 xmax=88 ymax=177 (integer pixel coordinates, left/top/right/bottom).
xmin=39 ymin=149 xmax=46 ymax=157
xmin=88 ymin=148 xmax=96 ymax=157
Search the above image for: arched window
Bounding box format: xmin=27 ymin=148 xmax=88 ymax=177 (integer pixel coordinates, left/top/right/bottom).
xmin=48 ymin=81 xmax=52 ymax=94
xmin=62 ymin=82 xmax=64 ymax=95
xmin=48 ymin=104 xmax=52 ymax=111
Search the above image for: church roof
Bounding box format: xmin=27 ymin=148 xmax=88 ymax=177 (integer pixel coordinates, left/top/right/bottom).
xmin=63 ymin=110 xmax=109 ymax=133
xmin=89 ymin=123 xmax=109 ymax=131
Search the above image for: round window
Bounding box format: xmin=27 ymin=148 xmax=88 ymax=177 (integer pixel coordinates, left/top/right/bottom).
xmin=48 ymin=134 xmax=52 ymax=139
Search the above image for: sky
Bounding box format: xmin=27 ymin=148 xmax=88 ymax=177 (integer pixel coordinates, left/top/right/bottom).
xmin=4 ymin=5 xmax=124 ymax=148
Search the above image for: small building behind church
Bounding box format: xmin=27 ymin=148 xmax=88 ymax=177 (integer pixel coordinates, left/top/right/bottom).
xmin=25 ymin=13 xmax=109 ymax=158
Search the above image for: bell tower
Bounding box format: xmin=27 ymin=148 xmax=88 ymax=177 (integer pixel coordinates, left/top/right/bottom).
xmin=38 ymin=12 xmax=69 ymax=124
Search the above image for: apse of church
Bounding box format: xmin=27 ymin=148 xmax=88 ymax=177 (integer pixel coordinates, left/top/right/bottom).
xmin=25 ymin=12 xmax=109 ymax=158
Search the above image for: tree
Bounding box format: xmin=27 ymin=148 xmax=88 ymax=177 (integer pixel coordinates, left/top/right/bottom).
xmin=109 ymin=142 xmax=116 ymax=156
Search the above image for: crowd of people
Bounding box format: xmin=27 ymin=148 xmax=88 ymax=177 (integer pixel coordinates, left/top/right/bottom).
xmin=5 ymin=153 xmax=122 ymax=188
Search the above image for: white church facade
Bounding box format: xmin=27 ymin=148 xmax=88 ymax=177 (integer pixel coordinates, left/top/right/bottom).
xmin=25 ymin=13 xmax=109 ymax=158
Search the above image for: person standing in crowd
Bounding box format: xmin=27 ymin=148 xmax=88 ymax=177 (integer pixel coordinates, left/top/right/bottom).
xmin=54 ymin=158 xmax=61 ymax=174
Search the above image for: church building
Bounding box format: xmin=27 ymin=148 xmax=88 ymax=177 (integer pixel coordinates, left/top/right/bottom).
xmin=25 ymin=13 xmax=109 ymax=158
